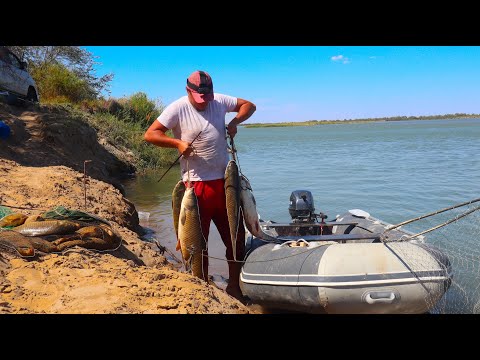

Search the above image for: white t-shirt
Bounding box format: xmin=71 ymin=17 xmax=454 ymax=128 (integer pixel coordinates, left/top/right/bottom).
xmin=157 ymin=93 xmax=237 ymax=181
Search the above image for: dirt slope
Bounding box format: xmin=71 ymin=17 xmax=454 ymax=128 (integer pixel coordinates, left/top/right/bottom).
xmin=0 ymin=102 xmax=254 ymax=314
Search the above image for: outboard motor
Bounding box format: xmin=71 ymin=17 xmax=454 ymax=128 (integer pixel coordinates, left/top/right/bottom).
xmin=288 ymin=190 xmax=331 ymax=236
xmin=289 ymin=190 xmax=316 ymax=223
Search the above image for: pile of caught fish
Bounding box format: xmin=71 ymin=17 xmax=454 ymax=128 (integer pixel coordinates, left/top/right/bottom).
xmin=171 ymin=136 xmax=278 ymax=279
xmin=0 ymin=209 xmax=121 ymax=258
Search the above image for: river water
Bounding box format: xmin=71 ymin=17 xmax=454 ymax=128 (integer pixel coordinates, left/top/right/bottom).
xmin=122 ymin=118 xmax=480 ymax=313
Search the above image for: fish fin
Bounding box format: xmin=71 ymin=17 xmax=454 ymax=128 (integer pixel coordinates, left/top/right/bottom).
xmin=185 ymin=255 xmax=193 ymax=273
xmin=175 ymin=238 xmax=181 ymax=251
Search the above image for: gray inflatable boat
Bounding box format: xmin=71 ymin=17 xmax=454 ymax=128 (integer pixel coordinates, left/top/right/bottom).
xmin=240 ymin=190 xmax=452 ymax=314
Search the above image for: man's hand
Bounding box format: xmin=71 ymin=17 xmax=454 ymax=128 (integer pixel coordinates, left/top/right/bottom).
xmin=227 ymin=122 xmax=238 ymax=139
xmin=178 ymin=140 xmax=194 ymax=157
xmin=226 ymin=99 xmax=256 ymax=139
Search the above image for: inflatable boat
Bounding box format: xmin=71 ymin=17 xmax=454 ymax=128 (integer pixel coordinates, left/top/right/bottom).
xmin=240 ymin=190 xmax=452 ymax=314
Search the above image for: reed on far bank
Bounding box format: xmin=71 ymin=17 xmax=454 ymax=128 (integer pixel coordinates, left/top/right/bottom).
xmin=243 ymin=113 xmax=480 ymax=128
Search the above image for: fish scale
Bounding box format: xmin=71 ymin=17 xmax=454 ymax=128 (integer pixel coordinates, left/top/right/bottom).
xmin=239 ymin=174 xmax=278 ymax=243
xmin=0 ymin=213 xmax=28 ymax=228
xmin=172 ymin=180 xmax=186 ymax=251
xmin=225 ymin=160 xmax=241 ymax=261
xmin=13 ymin=220 xmax=80 ymax=236
xmin=178 ymin=186 xmax=206 ymax=279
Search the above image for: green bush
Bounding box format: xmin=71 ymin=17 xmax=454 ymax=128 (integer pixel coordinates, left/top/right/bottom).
xmin=31 ymin=63 xmax=95 ymax=104
xmin=117 ymin=92 xmax=164 ymax=129
xmin=89 ymin=112 xmax=178 ymax=171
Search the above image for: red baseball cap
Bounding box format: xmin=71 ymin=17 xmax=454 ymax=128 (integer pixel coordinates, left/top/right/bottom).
xmin=186 ymin=70 xmax=214 ymax=103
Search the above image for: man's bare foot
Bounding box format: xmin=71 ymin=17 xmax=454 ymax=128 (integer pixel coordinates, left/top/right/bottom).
xmin=226 ymin=286 xmax=251 ymax=305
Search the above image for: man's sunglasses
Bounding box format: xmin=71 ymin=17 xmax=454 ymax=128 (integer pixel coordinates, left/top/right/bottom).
xmin=187 ymin=80 xmax=212 ymax=94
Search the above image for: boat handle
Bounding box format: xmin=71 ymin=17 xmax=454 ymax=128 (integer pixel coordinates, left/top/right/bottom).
xmin=365 ymin=291 xmax=396 ymax=304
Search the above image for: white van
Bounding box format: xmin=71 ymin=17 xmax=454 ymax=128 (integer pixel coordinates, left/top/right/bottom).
xmin=0 ymin=46 xmax=40 ymax=104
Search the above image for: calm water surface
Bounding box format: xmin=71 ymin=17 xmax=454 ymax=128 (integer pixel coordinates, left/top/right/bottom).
xmin=122 ymin=119 xmax=480 ymax=313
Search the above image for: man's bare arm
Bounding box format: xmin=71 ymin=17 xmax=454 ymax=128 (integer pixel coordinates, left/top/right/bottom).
xmin=144 ymin=121 xmax=192 ymax=156
xmin=227 ymin=98 xmax=256 ymax=137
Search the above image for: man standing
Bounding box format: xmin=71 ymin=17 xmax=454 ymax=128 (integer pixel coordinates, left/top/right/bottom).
xmin=144 ymin=70 xmax=256 ymax=302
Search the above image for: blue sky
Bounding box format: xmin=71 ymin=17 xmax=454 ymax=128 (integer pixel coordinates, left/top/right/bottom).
xmin=85 ymin=46 xmax=480 ymax=124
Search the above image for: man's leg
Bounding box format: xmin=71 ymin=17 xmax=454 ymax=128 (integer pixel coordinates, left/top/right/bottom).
xmin=218 ymin=216 xmax=246 ymax=301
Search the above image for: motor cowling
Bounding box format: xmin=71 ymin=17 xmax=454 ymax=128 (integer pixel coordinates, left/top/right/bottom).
xmin=289 ymin=190 xmax=315 ymax=223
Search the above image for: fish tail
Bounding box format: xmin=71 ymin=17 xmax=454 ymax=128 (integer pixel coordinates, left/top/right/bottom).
xmin=185 ymin=254 xmax=193 ymax=273
xmin=200 ymin=248 xmax=207 ymax=281
xmin=232 ymin=206 xmax=245 ymax=261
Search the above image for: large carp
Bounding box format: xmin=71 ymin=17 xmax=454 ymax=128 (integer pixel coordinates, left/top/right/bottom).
xmin=76 ymin=225 xmax=116 ymax=243
xmin=0 ymin=213 xmax=28 ymax=228
xmin=56 ymin=237 xmax=118 ymax=252
xmin=13 ymin=220 xmax=81 ymax=236
xmin=0 ymin=230 xmax=35 ymax=257
xmin=225 ymin=160 xmax=241 ymax=260
xmin=172 ymin=180 xmax=186 ymax=251
xmin=239 ymin=174 xmax=279 ymax=243
xmin=178 ymin=186 xmax=206 ymax=279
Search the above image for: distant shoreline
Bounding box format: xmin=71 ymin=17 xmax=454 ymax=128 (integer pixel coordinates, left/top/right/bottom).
xmin=242 ymin=113 xmax=480 ymax=128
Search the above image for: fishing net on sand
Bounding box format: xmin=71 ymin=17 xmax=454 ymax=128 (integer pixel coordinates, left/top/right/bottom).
xmin=40 ymin=206 xmax=111 ymax=225
xmin=0 ymin=206 xmax=121 ymax=258
xmin=384 ymin=202 xmax=480 ymax=314
xmin=0 ymin=206 xmax=13 ymax=219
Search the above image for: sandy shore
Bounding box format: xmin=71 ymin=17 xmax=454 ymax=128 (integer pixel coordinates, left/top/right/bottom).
xmin=0 ymin=102 xmax=259 ymax=314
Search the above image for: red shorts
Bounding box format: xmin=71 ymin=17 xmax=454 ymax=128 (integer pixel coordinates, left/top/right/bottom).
xmin=185 ymin=179 xmax=245 ymax=265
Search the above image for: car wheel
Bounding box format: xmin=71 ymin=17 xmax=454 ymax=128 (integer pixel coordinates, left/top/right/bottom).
xmin=26 ymin=87 xmax=38 ymax=103
xmin=5 ymin=93 xmax=18 ymax=105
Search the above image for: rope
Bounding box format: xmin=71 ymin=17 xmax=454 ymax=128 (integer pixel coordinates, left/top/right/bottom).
xmin=153 ymin=239 xmax=182 ymax=264
xmin=226 ymin=128 xmax=241 ymax=173
xmin=398 ymin=204 xmax=480 ymax=241
xmin=0 ymin=203 xmax=49 ymax=211
xmin=201 ymin=241 xmax=330 ymax=264
xmin=384 ymin=197 xmax=480 ymax=232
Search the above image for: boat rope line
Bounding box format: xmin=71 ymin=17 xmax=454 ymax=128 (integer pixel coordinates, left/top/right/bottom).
xmin=384 ymin=197 xmax=480 ymax=233
xmin=203 ymin=243 xmax=329 ymax=264
xmin=398 ymin=204 xmax=480 ymax=241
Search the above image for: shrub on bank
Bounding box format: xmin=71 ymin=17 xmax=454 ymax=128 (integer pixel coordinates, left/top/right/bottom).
xmin=88 ymin=111 xmax=178 ymax=172
xmin=30 ymin=63 xmax=94 ymax=104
